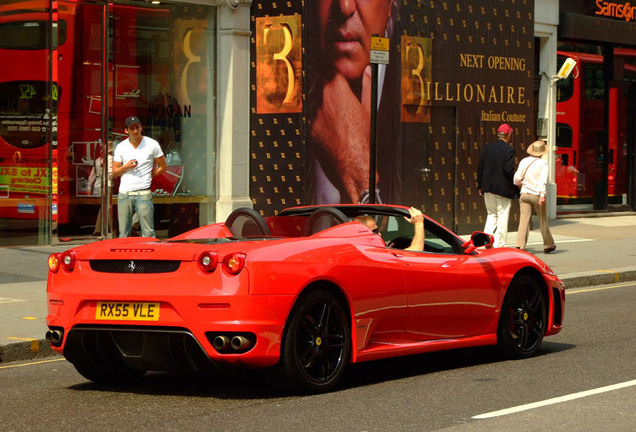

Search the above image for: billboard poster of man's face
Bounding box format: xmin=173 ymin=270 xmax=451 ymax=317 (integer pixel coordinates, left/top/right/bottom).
xmin=306 ymin=0 xmax=400 ymax=205
xmin=250 ymin=0 xmax=535 ymax=233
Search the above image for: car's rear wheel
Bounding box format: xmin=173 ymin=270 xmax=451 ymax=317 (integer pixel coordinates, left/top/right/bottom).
xmin=497 ymin=275 xmax=547 ymax=358
xmin=281 ymin=290 xmax=351 ymax=393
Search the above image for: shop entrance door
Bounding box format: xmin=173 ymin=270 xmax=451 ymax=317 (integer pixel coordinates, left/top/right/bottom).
xmin=411 ymin=106 xmax=457 ymax=232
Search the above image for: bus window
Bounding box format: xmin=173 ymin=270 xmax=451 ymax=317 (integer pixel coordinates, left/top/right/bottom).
xmin=0 ymin=20 xmax=66 ymax=50
xmin=584 ymin=64 xmax=604 ymax=100
xmin=556 ymin=123 xmax=573 ymax=149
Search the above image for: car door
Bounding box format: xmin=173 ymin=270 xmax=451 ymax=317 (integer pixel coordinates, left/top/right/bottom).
xmin=347 ymin=242 xmax=408 ymax=348
xmin=396 ymin=229 xmax=501 ymax=341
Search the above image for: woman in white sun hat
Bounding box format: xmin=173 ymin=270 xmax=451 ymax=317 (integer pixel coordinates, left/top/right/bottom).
xmin=513 ymin=140 xmax=556 ymax=253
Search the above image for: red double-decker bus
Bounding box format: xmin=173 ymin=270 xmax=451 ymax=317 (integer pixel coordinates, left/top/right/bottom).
xmin=555 ymin=49 xmax=636 ymax=204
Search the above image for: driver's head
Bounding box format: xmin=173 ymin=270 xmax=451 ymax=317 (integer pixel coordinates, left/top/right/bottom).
xmin=354 ymin=215 xmax=378 ymax=233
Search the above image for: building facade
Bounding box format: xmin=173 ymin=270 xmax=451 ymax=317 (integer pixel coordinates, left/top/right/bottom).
xmin=249 ymin=0 xmax=635 ymax=232
xmin=1 ymin=1 xmax=634 ymax=246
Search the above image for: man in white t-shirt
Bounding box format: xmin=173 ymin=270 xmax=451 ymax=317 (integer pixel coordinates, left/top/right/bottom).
xmin=113 ymin=116 xmax=167 ymax=237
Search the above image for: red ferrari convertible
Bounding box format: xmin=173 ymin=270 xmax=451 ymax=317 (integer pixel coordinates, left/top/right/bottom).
xmin=46 ymin=205 xmax=564 ymax=393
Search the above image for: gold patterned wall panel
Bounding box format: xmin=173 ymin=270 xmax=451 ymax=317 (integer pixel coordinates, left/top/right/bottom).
xmin=255 ymin=15 xmax=302 ymax=114
xmin=250 ymin=2 xmax=305 ymax=216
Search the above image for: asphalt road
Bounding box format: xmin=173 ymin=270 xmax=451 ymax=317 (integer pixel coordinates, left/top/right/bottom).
xmin=1 ymin=282 xmax=634 ymax=432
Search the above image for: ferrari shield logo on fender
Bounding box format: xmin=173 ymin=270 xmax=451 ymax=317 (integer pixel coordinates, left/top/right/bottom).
xmin=128 ymin=260 xmax=136 ymax=273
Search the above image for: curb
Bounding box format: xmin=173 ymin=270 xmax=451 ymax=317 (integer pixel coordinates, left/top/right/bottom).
xmin=2 ymin=268 xmax=636 ymax=365
xmin=560 ymin=266 xmax=636 ymax=289
xmin=0 ymin=338 xmax=59 ymax=365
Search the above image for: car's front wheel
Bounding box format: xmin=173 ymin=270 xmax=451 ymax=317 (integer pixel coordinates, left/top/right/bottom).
xmin=280 ymin=290 xmax=351 ymax=393
xmin=497 ymin=275 xmax=547 ymax=358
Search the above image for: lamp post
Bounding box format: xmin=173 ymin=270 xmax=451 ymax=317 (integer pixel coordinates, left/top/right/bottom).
xmin=368 ymin=35 xmax=390 ymax=204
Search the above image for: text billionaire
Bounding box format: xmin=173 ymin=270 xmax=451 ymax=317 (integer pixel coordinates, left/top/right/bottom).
xmin=423 ymin=82 xmax=526 ymax=104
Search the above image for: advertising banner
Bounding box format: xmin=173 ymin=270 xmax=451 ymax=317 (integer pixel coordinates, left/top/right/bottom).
xmin=250 ymin=0 xmax=535 ymax=232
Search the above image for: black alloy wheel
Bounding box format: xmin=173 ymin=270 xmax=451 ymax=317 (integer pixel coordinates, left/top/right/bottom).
xmin=281 ymin=290 xmax=351 ymax=393
xmin=497 ymin=275 xmax=547 ymax=358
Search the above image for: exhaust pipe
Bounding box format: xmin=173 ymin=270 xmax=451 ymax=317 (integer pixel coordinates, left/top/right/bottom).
xmin=46 ymin=329 xmax=64 ymax=345
xmin=230 ymin=335 xmax=251 ymax=351
xmin=213 ymin=335 xmax=230 ymax=351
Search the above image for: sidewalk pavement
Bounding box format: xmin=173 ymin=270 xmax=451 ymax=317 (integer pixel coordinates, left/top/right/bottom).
xmin=2 ymin=213 xmax=636 ymax=364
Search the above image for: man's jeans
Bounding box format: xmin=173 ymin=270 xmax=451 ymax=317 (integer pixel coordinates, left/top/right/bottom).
xmin=118 ymin=191 xmax=155 ymax=238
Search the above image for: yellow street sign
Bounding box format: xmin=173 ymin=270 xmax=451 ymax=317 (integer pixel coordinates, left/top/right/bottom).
xmin=370 ymin=36 xmax=389 ymax=52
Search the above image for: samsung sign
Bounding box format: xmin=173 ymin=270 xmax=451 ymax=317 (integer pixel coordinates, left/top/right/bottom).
xmin=594 ymin=1 xmax=636 ymax=22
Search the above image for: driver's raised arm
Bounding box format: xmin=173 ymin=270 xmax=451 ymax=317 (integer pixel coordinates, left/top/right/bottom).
xmin=404 ymin=207 xmax=425 ymax=251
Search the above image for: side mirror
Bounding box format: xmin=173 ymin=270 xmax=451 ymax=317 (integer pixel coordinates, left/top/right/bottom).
xmin=472 ymin=232 xmax=493 ymax=247
xmin=461 ymin=231 xmax=494 ymax=253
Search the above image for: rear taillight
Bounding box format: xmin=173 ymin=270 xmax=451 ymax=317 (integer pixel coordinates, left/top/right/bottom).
xmin=223 ymin=253 xmax=246 ymax=275
xmin=48 ymin=254 xmax=60 ymax=273
xmin=198 ymin=251 xmax=218 ymax=273
xmin=60 ymin=251 xmax=76 ymax=272
xmin=49 ymin=251 xmax=76 ymax=273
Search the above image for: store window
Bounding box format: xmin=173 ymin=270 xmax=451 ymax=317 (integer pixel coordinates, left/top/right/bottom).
xmin=105 ymin=2 xmax=217 ymax=238
xmin=0 ymin=1 xmax=216 ymax=245
xmin=0 ymin=1 xmax=55 ymax=245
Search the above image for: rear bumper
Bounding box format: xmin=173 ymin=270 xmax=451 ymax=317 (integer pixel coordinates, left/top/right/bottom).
xmin=46 ymin=292 xmax=297 ymax=370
